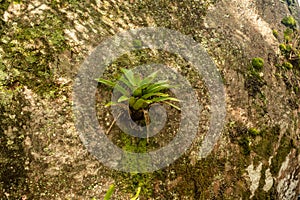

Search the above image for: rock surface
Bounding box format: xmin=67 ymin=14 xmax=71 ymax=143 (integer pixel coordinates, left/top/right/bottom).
xmin=0 ymin=0 xmax=299 ymax=199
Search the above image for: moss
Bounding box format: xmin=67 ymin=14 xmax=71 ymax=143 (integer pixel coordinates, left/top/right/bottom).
xmin=252 ymin=126 xmax=280 ymax=160
xmin=112 ymin=170 xmax=159 ymax=199
xmin=0 ymin=0 xmax=12 ymax=18
xmin=277 ymin=26 xmax=300 ymax=88
xmin=245 ymin=68 xmax=265 ymax=97
xmin=113 ymin=153 xmax=225 ymax=199
xmin=253 ymin=186 xmax=277 ymax=200
xmin=279 ymin=43 xmax=287 ymax=53
xmin=270 ymin=134 xmax=294 ymax=175
xmin=284 ymin=35 xmax=292 ymax=42
xmin=252 ymin=135 xmax=273 ymax=158
xmin=111 ymin=133 xmax=158 ymax=198
xmin=251 ymin=57 xmax=264 ymax=71
xmin=248 ymin=128 xmax=261 ymax=137
xmin=245 ymin=57 xmax=266 ymax=97
xmin=168 ymin=154 xmax=226 ymax=199
xmin=227 ymin=121 xmax=248 ymax=141
xmin=281 ymin=16 xmax=297 ymax=29
xmin=283 ymin=29 xmax=295 ymax=44
xmin=285 ymin=44 xmax=293 ymax=53
xmin=276 ymin=26 xmax=300 ymax=73
xmin=228 ymin=123 xmax=271 ymax=159
xmin=282 ymin=62 xmax=293 ymax=69
xmin=238 ymin=136 xmax=251 ymax=156
xmin=0 ymin=89 xmax=31 ymax=198
xmin=0 ymin=9 xmax=69 ymax=98
xmin=132 ymin=39 xmax=143 ymax=48
xmin=120 ymin=133 xmax=148 ymax=153
xmin=283 ymin=28 xmax=293 ymax=38
xmin=272 ymin=29 xmax=279 ymax=39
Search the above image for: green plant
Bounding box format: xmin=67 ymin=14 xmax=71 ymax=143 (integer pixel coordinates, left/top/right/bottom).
xmin=281 ymin=16 xmax=297 ymax=29
xmin=97 ymin=68 xmax=180 ymax=111
xmin=278 ymin=28 xmax=300 ymax=70
xmin=104 ymin=184 xmax=115 ymax=200
xmin=130 ymin=186 xmax=141 ymax=200
xmin=112 ymin=169 xmax=156 ymax=199
xmin=102 ymin=183 xmax=141 ymax=200
xmin=251 ymin=57 xmax=264 ymax=70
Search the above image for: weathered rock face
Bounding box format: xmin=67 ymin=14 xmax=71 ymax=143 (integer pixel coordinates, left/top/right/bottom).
xmin=0 ymin=0 xmax=299 ymax=199
xmin=204 ymin=0 xmax=300 ymax=199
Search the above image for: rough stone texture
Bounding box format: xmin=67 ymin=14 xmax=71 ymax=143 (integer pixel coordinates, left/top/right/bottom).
xmin=246 ymin=162 xmax=263 ymax=198
xmin=0 ymin=0 xmax=300 ymax=199
xmin=263 ymin=168 xmax=274 ymax=192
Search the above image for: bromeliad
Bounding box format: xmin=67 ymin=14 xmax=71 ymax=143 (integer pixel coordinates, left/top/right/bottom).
xmin=96 ymin=68 xmax=180 ymax=111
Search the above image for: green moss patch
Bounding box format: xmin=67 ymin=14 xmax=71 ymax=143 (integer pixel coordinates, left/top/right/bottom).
xmin=270 ymin=134 xmax=294 ymax=175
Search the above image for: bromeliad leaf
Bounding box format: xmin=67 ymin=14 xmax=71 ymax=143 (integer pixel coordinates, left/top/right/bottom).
xmin=97 ymin=69 xmax=180 ymax=111
xmin=96 ymin=78 xmax=116 ymax=87
xmin=150 ymin=96 xmax=180 ymax=103
xmin=142 ymin=80 xmax=169 ymax=92
xmin=139 ymin=71 xmax=158 ymax=86
xmin=118 ymin=95 xmax=130 ymax=102
xmin=105 ymin=101 xmax=118 ymax=107
xmin=134 ymin=73 xmax=142 ymax=85
xmin=104 ymin=184 xmax=115 ymax=200
xmin=144 ymin=83 xmax=173 ymax=94
xmin=133 ymin=88 xmax=142 ymax=97
xmin=129 ymin=96 xmax=136 ymax=107
xmin=164 ymin=102 xmax=181 ymax=110
xmin=141 ymin=92 xmax=169 ymax=99
xmin=130 ymin=187 xmax=141 ymax=200
xmin=119 ymin=75 xmax=134 ymax=90
xmin=133 ymin=98 xmax=149 ymax=110
xmin=97 ymin=77 xmax=129 ymax=96
xmin=110 ymin=84 xmax=129 ymax=96
xmin=121 ymin=68 xmax=137 ymax=87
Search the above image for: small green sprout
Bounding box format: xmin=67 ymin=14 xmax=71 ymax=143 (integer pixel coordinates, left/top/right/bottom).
xmin=130 ymin=186 xmax=141 ymax=200
xmin=104 ymin=184 xmax=115 ymax=200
